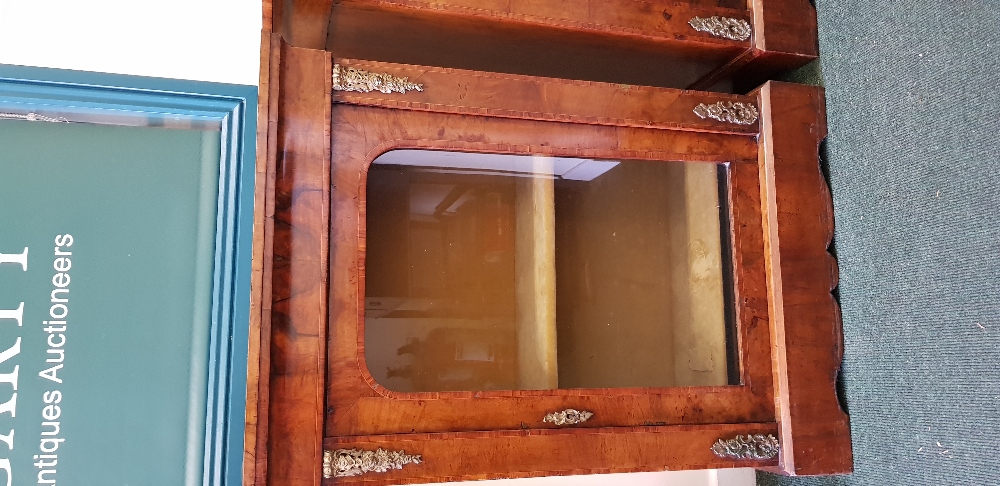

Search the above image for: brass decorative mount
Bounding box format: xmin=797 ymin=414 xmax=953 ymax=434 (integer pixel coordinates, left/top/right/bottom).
xmin=333 ymin=64 xmax=424 ymax=94
xmin=711 ymin=434 xmax=780 ymax=460
xmin=688 ymin=16 xmax=752 ymax=41
xmin=323 ymin=448 xmax=423 ymax=478
xmin=543 ymin=409 xmax=594 ymax=426
xmin=693 ymin=101 xmax=759 ymax=125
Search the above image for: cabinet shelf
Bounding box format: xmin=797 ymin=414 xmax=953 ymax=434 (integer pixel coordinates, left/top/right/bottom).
xmin=272 ymin=0 xmax=819 ymax=92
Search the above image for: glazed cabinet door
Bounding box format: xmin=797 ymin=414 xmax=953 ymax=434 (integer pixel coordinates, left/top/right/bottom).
xmin=255 ymin=43 xmax=850 ymax=486
xmin=323 ymin=58 xmax=777 ymax=438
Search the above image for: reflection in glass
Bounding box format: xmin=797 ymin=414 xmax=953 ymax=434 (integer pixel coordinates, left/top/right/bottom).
xmin=364 ymin=150 xmax=734 ymax=392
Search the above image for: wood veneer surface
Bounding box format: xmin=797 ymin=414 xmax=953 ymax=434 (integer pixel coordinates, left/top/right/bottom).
xmin=752 ymin=81 xmax=852 ymax=476
xmin=262 ymin=44 xmax=332 ymax=486
xmin=324 ymin=423 xmax=780 ymax=485
xmin=325 ymin=0 xmax=746 ymax=89
xmin=277 ymin=0 xmax=818 ymax=92
xmin=252 ymin=42 xmax=851 ymax=485
xmin=324 ymin=58 xmax=775 ymax=440
xmin=244 ymin=30 xmax=281 ymax=486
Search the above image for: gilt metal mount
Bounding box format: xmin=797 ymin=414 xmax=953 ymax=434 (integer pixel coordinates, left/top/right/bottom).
xmin=693 ymin=101 xmax=759 ymax=125
xmin=323 ymin=448 xmax=422 ymax=478
xmin=711 ymin=434 xmax=780 ymax=460
xmin=688 ymin=16 xmax=752 ymax=41
xmin=333 ymin=63 xmax=424 ymax=94
xmin=543 ymin=409 xmax=594 ymax=426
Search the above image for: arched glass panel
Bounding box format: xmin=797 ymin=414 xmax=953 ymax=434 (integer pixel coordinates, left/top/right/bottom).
xmin=364 ymin=150 xmax=736 ymax=392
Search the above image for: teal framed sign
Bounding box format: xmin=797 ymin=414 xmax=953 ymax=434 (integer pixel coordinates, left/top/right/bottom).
xmin=0 ymin=65 xmax=256 ymax=485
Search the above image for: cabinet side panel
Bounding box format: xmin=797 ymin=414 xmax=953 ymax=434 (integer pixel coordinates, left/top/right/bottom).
xmin=246 ymin=31 xmax=282 ymax=486
xmin=690 ymin=0 xmax=818 ymax=92
xmin=754 ymin=81 xmax=852 ymax=475
xmin=732 ymin=0 xmax=818 ymax=92
xmin=266 ymin=44 xmax=332 ymax=486
xmin=749 ymin=0 xmax=818 ymax=57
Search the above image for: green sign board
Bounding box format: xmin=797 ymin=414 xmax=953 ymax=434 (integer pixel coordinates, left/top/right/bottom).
xmin=0 ymin=66 xmax=255 ymax=485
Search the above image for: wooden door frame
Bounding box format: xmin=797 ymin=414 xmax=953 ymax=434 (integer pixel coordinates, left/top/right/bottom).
xmin=322 ymin=59 xmax=776 ymax=438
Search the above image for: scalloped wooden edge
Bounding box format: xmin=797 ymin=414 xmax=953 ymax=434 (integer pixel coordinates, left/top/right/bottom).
xmin=751 ymin=81 xmax=853 ymax=476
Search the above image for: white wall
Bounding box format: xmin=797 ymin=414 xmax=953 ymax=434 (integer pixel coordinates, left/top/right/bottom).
xmin=0 ymin=0 xmax=261 ymax=85
xmin=0 ymin=3 xmax=757 ymax=485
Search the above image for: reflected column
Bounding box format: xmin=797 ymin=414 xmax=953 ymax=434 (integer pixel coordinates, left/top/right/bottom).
xmin=514 ymin=156 xmax=558 ymax=390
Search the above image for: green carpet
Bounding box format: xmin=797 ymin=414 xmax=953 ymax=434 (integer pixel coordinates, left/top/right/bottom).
xmin=757 ymin=1 xmax=1000 ymax=485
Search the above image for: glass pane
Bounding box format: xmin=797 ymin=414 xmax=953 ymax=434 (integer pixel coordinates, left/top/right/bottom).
xmin=364 ymin=150 xmax=735 ymax=392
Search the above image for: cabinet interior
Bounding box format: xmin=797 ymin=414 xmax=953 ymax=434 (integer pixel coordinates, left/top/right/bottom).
xmin=364 ymin=150 xmax=737 ymax=393
xmin=325 ymin=2 xmax=745 ymax=89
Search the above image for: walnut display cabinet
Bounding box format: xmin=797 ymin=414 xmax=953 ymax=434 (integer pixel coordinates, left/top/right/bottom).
xmin=245 ymin=40 xmax=852 ymax=486
xmin=269 ymin=0 xmax=819 ymax=92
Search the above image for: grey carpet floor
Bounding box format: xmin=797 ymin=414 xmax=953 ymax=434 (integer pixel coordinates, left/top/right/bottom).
xmin=757 ymin=2 xmax=1000 ymax=485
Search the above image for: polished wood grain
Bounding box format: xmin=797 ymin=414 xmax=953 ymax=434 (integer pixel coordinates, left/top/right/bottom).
xmin=753 ymin=81 xmax=852 ymax=475
xmin=332 ymin=59 xmax=758 ymax=135
xmin=328 ymin=110 xmax=772 ymax=435
xmin=280 ymin=0 xmax=337 ymax=48
xmin=690 ymin=0 xmax=819 ymax=91
xmin=325 ymin=0 xmax=746 ymax=90
xmin=324 ymin=54 xmax=775 ymax=438
xmin=749 ymin=0 xmax=819 ymax=59
xmin=244 ymin=30 xmax=281 ymax=486
xmin=253 ymin=43 xmax=849 ymax=484
xmin=264 ymin=0 xmax=275 ymax=31
xmin=323 ymin=423 xmax=779 ymax=485
xmin=263 ymin=44 xmax=332 ymax=486
xmin=275 ymin=0 xmax=817 ymax=92
xmin=332 ymin=0 xmax=750 ymax=46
